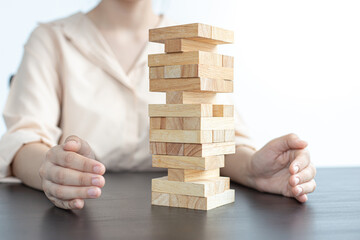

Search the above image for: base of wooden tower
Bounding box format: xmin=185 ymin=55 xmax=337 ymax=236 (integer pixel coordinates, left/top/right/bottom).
xmin=152 ymin=189 xmax=235 ymax=211
xmin=151 ymin=176 xmax=235 ymax=210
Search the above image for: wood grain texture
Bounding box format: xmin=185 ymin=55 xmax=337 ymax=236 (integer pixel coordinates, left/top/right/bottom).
xmin=149 ymin=78 xmax=233 ymax=93
xmin=149 ymin=129 xmax=213 ymax=144
xmin=222 ymin=55 xmax=234 ymax=68
xmin=149 ymin=104 xmax=212 ymax=117
xmin=150 ymin=117 xmax=234 ymax=130
xmin=184 ymin=142 xmax=236 ymax=157
xmin=150 ymin=142 xmax=167 ymax=155
xmin=213 ymin=105 xmax=234 ymax=117
xmin=212 ymin=130 xmax=225 ymax=143
xmin=224 ymin=129 xmax=235 ymax=142
xmin=150 ymin=142 xmax=184 ymax=155
xmin=166 ymin=143 xmax=184 ymax=155
xmin=149 ymin=64 xmax=233 ymax=80
xmin=168 ymin=169 xmax=220 ymax=182
xmin=152 ymin=176 xmax=230 ymax=197
xmin=151 ymin=189 xmax=235 ymax=210
xmin=152 ymin=155 xmax=225 ymax=170
xmin=183 ymin=117 xmax=234 ymax=130
xmin=166 ymin=92 xmax=216 ymax=104
xmin=149 ymin=23 xmax=233 ymax=44
xmin=148 ymin=51 xmax=222 ymax=67
xmin=165 ymin=39 xmax=217 ymax=53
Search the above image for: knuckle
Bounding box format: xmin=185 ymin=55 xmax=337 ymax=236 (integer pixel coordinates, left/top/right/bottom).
xmin=79 ymin=174 xmax=87 ymax=185
xmin=82 ymin=158 xmax=88 ymax=171
xmin=53 ymin=200 xmax=66 ymax=209
xmin=55 ymin=169 xmax=65 ymax=184
xmin=287 ymin=133 xmax=298 ymax=140
xmin=54 ymin=186 xmax=64 ymax=199
xmin=39 ymin=166 xmax=45 ymax=178
xmin=313 ymin=180 xmax=317 ymax=191
xmin=64 ymin=152 xmax=75 ymax=165
xmin=45 ymin=149 xmax=53 ymax=160
xmin=42 ymin=182 xmax=49 ymax=193
xmin=312 ymin=164 xmax=317 ymax=176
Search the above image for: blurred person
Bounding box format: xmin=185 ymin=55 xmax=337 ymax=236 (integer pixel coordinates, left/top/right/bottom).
xmin=0 ymin=0 xmax=316 ymax=210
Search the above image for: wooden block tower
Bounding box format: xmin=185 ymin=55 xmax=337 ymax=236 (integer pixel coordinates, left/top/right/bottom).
xmin=148 ymin=23 xmax=235 ymax=210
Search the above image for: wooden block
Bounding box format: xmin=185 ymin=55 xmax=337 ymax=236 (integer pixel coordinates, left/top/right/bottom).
xmin=164 ymin=117 xmax=183 ymax=130
xmin=213 ymin=105 xmax=234 ymax=117
xmin=152 ymin=155 xmax=225 ymax=170
xmin=212 ymin=130 xmax=225 ymax=143
xmin=150 ymin=142 xmax=167 ymax=155
xmin=149 ymin=23 xmax=233 ymax=44
xmin=152 ymin=189 xmax=235 ymax=210
xmin=183 ymin=117 xmax=234 ymax=130
xmin=150 ymin=117 xmax=234 ymax=130
xmin=149 ymin=104 xmax=212 ymax=117
xmin=149 ymin=66 xmax=164 ymax=79
xmin=152 ymin=191 xmax=170 ymax=207
xmin=222 ymin=55 xmax=234 ymax=68
xmin=149 ymin=117 xmax=167 ymax=129
xmin=224 ymin=129 xmax=235 ymax=142
xmin=148 ymin=51 xmax=222 ymax=67
xmin=184 ymin=142 xmax=235 ymax=157
xmin=166 ymin=92 xmax=216 ymax=104
xmin=150 ymin=64 xmax=233 ymax=80
xmin=149 ymin=78 xmax=233 ymax=93
xmin=165 ymin=39 xmax=217 ymax=53
xmin=168 ymin=169 xmax=220 ymax=182
xmin=152 ymin=176 xmax=230 ymax=197
xmin=166 ymin=143 xmax=184 ymax=155
xmin=149 ymin=129 xmax=212 ymax=144
xmin=211 ymin=26 xmax=234 ymax=44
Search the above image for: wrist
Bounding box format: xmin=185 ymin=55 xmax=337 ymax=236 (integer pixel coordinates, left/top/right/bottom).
xmin=223 ymin=145 xmax=258 ymax=189
xmin=244 ymin=151 xmax=259 ymax=190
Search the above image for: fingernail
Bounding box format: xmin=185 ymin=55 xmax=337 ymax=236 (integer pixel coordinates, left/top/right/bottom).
xmin=91 ymin=177 xmax=100 ymax=186
xmin=293 ymin=165 xmax=299 ymax=173
xmin=93 ymin=166 xmax=102 ymax=174
xmin=294 ymin=176 xmax=300 ymax=185
xmin=87 ymin=188 xmax=98 ymax=197
xmin=295 ymin=186 xmax=303 ymax=196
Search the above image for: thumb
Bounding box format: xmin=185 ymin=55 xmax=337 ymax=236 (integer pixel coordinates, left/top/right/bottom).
xmin=63 ymin=135 xmax=96 ymax=159
xmin=267 ymin=133 xmax=308 ymax=153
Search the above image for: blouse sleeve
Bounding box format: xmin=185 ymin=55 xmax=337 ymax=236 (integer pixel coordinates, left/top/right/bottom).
xmin=216 ymin=94 xmax=257 ymax=151
xmin=0 ymin=24 xmax=62 ymax=178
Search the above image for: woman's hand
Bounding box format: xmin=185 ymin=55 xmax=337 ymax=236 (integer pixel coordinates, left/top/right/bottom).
xmin=39 ymin=135 xmax=106 ymax=210
xmin=249 ymin=134 xmax=316 ymax=203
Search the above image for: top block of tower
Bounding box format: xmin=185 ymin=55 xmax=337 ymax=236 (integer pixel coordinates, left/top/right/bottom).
xmin=149 ymin=23 xmax=234 ymax=45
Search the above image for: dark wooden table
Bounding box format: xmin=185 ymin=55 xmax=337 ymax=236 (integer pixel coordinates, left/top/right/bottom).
xmin=0 ymin=168 xmax=359 ymax=240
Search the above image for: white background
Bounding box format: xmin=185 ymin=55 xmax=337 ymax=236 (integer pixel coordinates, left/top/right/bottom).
xmin=1 ymin=0 xmax=359 ymax=167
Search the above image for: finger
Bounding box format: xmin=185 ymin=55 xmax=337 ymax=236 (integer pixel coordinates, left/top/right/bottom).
xmin=289 ymin=163 xmax=316 ymax=186
xmin=51 ymin=150 xmax=105 ymax=175
xmin=63 ymin=135 xmax=95 ymax=159
xmin=45 ymin=164 xmax=105 ymax=187
xmin=43 ymin=179 xmax=102 ymax=200
xmin=269 ymin=133 xmax=308 ymax=154
xmin=289 ymin=150 xmax=311 ymax=175
xmin=292 ymin=179 xmax=316 ymax=197
xmin=295 ymin=194 xmax=308 ymax=203
xmin=47 ymin=194 xmax=85 ymax=210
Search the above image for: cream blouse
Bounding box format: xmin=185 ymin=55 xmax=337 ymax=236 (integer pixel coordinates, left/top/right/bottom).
xmin=0 ymin=12 xmax=255 ymax=178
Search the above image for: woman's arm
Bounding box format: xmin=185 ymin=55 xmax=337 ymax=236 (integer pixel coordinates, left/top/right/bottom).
xmin=221 ymin=146 xmax=256 ymax=189
xmin=12 ymin=142 xmax=49 ymax=190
